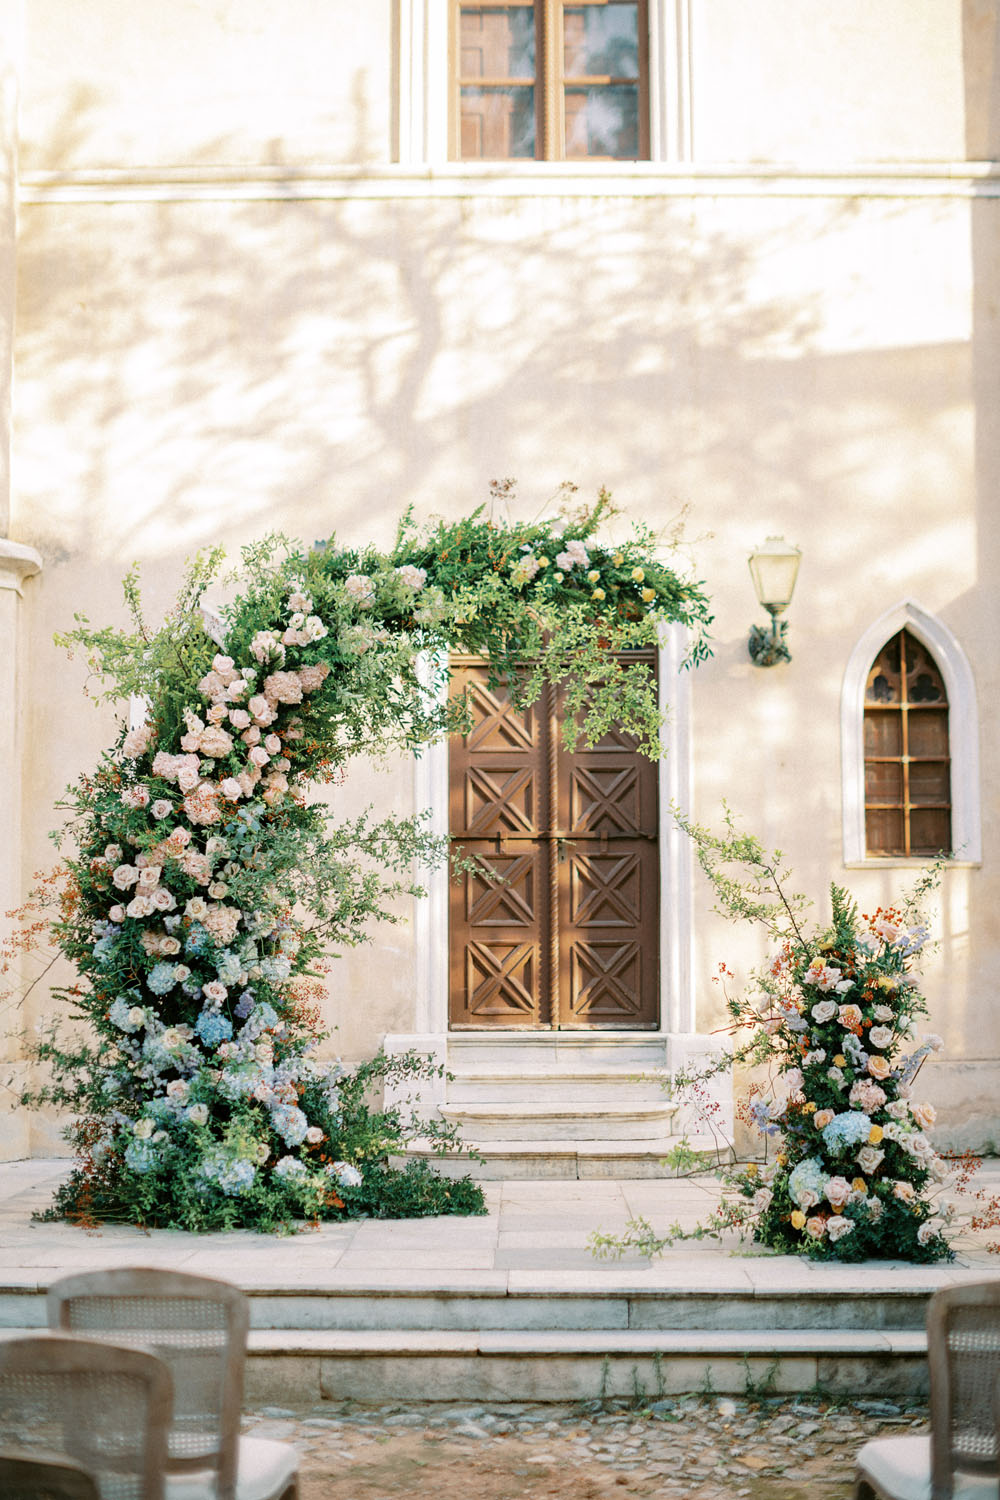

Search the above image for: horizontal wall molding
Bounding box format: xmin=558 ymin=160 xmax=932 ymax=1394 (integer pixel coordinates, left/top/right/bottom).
xmin=18 ymin=161 xmax=1000 ymax=205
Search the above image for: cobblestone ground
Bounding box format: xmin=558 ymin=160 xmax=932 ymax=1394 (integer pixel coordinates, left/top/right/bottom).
xmin=245 ymin=1394 xmax=926 ymax=1500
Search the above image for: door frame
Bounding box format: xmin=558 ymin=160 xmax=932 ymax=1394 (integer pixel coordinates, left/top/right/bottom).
xmin=412 ymin=621 xmax=694 ymax=1035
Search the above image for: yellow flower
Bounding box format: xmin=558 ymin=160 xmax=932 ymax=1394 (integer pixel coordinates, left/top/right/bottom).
xmin=852 ymin=1177 xmax=868 ymax=1194
xmin=833 ymin=1054 xmax=846 ymax=1067
xmin=553 ymin=571 xmax=564 ymax=582
xmin=641 ymin=587 xmax=656 ymax=603
xmin=869 ymin=1125 xmax=883 ymax=1144
xmin=613 ymin=552 xmax=624 ymax=566
xmin=591 ymin=588 xmax=606 ymax=601
xmin=631 ymin=566 xmax=645 ymax=582
xmin=790 ymin=1210 xmax=806 ymax=1230
xmin=536 ymin=556 xmax=549 ymax=568
xmin=745 ymin=1163 xmax=758 ymax=1176
xmin=587 ymin=569 xmax=601 ymax=583
xmin=802 ymin=1101 xmax=817 ymax=1114
xmin=776 ymin=1152 xmax=787 ymax=1166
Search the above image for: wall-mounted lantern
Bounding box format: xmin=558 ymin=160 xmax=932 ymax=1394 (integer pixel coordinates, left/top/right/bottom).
xmin=747 ymin=536 xmax=801 ymax=667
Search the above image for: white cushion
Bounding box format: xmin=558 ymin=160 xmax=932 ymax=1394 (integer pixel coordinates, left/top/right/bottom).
xmin=856 ymin=1434 xmax=998 ymax=1500
xmin=167 ymin=1436 xmax=298 ymax=1500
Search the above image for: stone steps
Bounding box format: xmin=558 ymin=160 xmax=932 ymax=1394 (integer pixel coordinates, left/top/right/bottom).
xmin=399 ymin=1134 xmax=719 ymax=1179
xmin=437 ymin=1102 xmax=680 ymax=1143
xmin=445 ymin=1069 xmax=672 ymax=1104
xmin=0 ymin=1274 xmax=942 ymax=1401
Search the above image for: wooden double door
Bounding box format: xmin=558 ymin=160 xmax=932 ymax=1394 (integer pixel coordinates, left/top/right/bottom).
xmin=448 ymin=656 xmax=659 ymax=1029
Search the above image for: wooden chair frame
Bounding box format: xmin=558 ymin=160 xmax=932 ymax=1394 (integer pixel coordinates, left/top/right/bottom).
xmin=0 ymin=1334 xmax=171 ymax=1500
xmin=47 ymin=1268 xmax=248 ymax=1500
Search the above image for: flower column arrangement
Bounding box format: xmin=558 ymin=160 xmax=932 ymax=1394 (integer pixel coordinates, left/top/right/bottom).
xmin=737 ymin=889 xmax=952 ymax=1262
xmin=24 ymin=493 xmax=712 ymax=1230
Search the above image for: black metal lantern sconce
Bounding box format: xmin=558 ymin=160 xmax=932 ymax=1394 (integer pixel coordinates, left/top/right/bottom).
xmin=747 ymin=536 xmax=801 ymax=667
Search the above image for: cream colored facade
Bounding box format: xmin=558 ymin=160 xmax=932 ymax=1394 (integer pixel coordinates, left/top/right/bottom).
xmin=1 ymin=1 xmax=998 ymax=1156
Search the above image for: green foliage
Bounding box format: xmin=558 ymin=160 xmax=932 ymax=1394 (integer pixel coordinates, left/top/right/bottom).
xmin=17 ymin=488 xmax=712 ymax=1232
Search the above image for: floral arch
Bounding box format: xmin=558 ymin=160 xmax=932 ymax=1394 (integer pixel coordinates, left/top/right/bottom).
xmin=23 ymin=494 xmax=712 ymax=1230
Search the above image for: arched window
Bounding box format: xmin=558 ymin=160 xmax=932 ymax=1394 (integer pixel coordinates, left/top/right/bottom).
xmin=841 ymin=601 xmax=981 ymax=866
xmin=864 ymin=629 xmax=950 ymax=857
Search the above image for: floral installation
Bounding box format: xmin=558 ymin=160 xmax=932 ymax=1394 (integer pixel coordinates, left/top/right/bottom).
xmin=593 ymin=812 xmax=1000 ymax=1265
xmin=9 ymin=486 xmax=712 ymax=1231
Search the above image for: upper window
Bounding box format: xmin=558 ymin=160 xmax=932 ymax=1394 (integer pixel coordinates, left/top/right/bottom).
xmin=452 ymin=1 xmax=649 ymax=161
xmin=863 ymin=628 xmax=951 ymax=858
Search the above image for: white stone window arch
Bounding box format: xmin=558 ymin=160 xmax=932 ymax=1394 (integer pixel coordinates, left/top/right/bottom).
xmin=841 ymin=600 xmax=981 ymax=866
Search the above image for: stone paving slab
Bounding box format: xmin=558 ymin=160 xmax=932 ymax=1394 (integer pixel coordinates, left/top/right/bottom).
xmin=0 ymin=1158 xmax=997 ymax=1297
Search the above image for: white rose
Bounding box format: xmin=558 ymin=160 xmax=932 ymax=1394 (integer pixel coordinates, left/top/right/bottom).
xmin=134 ymin=1117 xmax=154 ymax=1140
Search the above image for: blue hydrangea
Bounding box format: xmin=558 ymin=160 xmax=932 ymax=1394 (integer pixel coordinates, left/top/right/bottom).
xmin=146 ymin=962 xmax=179 ymax=996
xmin=274 ymin=1155 xmax=308 ymax=1182
xmin=216 ymin=950 xmax=243 ymax=986
xmin=788 ymin=1156 xmax=827 ymax=1209
xmin=241 ymin=1002 xmax=279 ymax=1041
xmin=822 ymin=1111 xmax=873 ymax=1154
xmin=271 ymin=1104 xmax=309 ymax=1146
xmin=234 ymin=990 xmax=255 ymax=1020
xmin=195 ymin=1011 xmax=233 ymax=1048
xmin=92 ymin=934 xmax=117 ymax=965
xmin=109 ymin=997 xmax=142 ymax=1032
xmin=185 ymin=924 xmax=209 ymax=954
xmin=331 ymin=1161 xmax=362 ymax=1189
xmin=258 ymin=956 xmax=292 ymax=984
xmin=199 ymin=1153 xmax=256 ymax=1196
xmin=124 ymin=1139 xmax=158 ymax=1175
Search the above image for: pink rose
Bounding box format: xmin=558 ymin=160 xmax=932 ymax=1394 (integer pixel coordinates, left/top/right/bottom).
xmin=220 ymin=778 xmax=243 ymax=800
xmin=805 ymin=1216 xmax=827 ymax=1240
xmin=108 ymin=905 xmax=125 ymax=923
xmin=249 ymin=746 xmax=270 ymax=767
xmin=825 ymin=1176 xmax=852 ymax=1210
xmin=867 ymin=1055 xmax=892 ymax=1081
xmin=229 ymin=709 xmax=252 ymax=730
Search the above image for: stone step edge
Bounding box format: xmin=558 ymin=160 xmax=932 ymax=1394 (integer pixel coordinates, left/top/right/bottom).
xmin=0 ymin=1282 xmax=948 ymax=1305
xmin=446 ymin=1069 xmax=672 ymax=1081
xmin=405 ymin=1136 xmax=703 ymax=1155
xmin=439 ymin=1104 xmax=678 ymax=1120
xmin=245 ymin=1327 xmax=928 ymax=1357
xmin=0 ymin=1326 xmax=926 ymax=1357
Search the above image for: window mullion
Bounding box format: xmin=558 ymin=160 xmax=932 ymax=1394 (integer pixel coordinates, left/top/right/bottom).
xmin=541 ymin=1 xmax=562 ymax=160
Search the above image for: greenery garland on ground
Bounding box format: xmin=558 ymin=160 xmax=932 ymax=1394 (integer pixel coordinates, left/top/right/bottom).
xmin=593 ymin=814 xmax=982 ymax=1265
xmin=17 ymin=489 xmax=712 ymax=1231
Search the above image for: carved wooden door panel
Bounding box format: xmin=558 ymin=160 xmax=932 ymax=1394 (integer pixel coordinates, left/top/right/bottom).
xmin=448 ymin=657 xmax=658 ymax=1029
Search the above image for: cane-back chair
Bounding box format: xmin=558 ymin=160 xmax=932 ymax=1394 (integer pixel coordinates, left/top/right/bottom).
xmin=0 ymin=1447 xmax=102 ymax=1500
xmin=47 ymin=1268 xmax=297 ymax=1500
xmin=854 ymin=1280 xmax=1000 ymax=1500
xmin=0 ymin=1335 xmax=171 ymax=1500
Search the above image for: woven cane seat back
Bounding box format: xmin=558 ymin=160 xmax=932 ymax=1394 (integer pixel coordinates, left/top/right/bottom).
xmin=940 ymin=1299 xmax=1000 ymax=1474
xmin=0 ymin=1337 xmax=170 ymax=1500
xmin=0 ymin=1448 xmax=102 ymax=1500
xmin=48 ymin=1269 xmax=248 ymax=1490
xmin=58 ymin=1295 xmax=229 ymax=1463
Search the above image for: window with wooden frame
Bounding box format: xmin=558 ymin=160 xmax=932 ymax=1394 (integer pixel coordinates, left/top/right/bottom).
xmin=452 ymin=1 xmax=649 ymax=161
xmin=863 ymin=628 xmax=952 ymax=857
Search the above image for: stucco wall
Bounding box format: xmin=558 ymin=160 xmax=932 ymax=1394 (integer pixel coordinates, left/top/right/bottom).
xmin=4 ymin=0 xmax=999 ymax=1153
